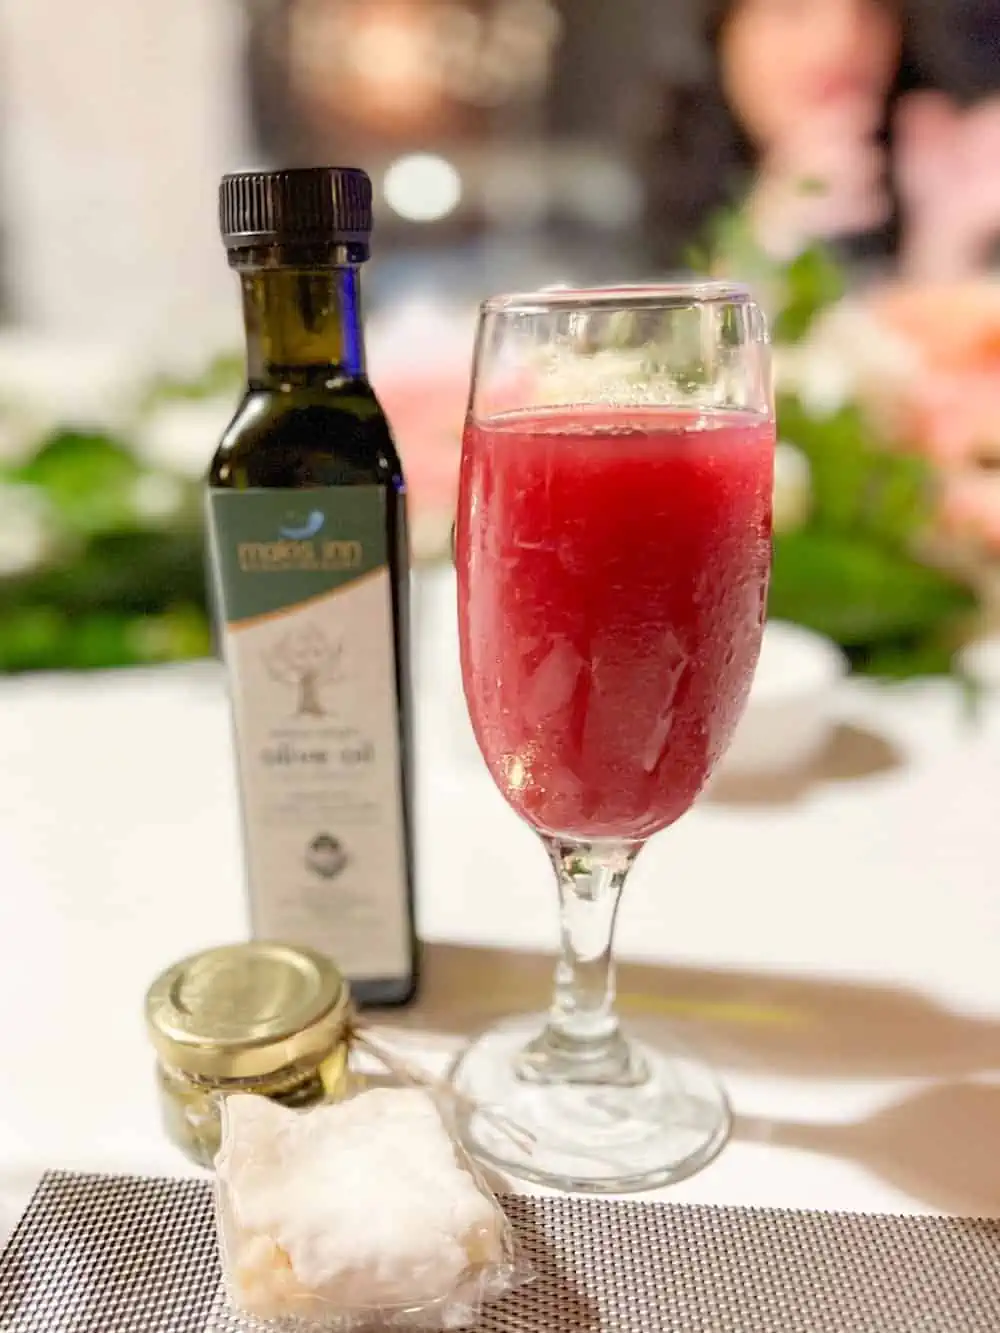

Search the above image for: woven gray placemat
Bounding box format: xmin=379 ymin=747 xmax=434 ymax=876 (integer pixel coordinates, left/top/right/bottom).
xmin=1 ymin=1171 xmax=999 ymax=1332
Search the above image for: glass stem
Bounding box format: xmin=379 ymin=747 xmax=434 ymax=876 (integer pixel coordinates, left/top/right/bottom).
xmin=517 ymin=838 xmax=644 ymax=1086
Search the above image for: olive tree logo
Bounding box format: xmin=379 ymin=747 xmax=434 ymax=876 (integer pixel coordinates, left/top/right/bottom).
xmin=266 ymin=623 xmax=344 ymax=717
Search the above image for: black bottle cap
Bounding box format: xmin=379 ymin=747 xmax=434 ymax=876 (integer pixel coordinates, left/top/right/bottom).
xmin=219 ymin=167 xmax=373 ymax=257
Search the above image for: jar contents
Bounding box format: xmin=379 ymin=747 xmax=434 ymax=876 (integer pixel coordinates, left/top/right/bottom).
xmin=145 ymin=942 xmax=354 ymax=1167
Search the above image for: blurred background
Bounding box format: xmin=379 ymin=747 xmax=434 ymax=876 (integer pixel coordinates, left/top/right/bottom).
xmin=3 ymin=0 xmax=1000 ymax=680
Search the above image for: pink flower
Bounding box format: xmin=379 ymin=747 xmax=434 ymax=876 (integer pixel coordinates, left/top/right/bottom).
xmin=840 ymin=282 xmax=1000 ymax=553
xmin=940 ymin=472 xmax=1000 ymax=550
xmin=873 ymin=284 xmax=1000 ymax=375
xmin=374 ymin=370 xmax=466 ymax=559
xmin=868 ymin=283 xmax=1000 ymax=468
xmin=367 ymin=303 xmax=474 ymax=553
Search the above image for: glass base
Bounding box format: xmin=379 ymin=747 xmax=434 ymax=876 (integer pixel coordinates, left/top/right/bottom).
xmin=450 ymin=1013 xmax=731 ymax=1194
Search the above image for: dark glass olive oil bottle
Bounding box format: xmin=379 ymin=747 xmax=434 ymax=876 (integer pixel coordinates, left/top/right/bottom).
xmin=207 ymin=167 xmax=417 ymax=1006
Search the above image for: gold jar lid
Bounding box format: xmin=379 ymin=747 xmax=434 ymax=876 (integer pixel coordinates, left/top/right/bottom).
xmin=145 ymin=942 xmax=350 ymax=1082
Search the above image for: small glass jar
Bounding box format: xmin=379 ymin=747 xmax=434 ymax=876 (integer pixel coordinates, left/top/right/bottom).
xmin=145 ymin=941 xmax=353 ymax=1168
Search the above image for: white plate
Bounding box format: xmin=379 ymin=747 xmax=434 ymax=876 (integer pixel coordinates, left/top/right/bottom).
xmin=719 ymin=622 xmax=848 ymax=779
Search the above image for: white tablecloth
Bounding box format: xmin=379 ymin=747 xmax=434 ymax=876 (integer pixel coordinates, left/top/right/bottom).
xmin=1 ymin=567 xmax=999 ymax=1241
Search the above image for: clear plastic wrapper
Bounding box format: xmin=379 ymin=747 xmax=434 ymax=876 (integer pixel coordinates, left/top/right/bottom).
xmin=214 ymin=1082 xmax=527 ymax=1330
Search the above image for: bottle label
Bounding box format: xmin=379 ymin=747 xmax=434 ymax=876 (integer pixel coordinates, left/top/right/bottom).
xmin=207 ymin=486 xmax=410 ymax=982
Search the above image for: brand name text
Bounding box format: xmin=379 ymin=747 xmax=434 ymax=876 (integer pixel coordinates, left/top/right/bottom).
xmin=238 ymin=539 xmax=363 ymax=572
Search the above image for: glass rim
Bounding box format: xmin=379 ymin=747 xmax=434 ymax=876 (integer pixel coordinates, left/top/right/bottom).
xmin=479 ymin=281 xmax=754 ymax=317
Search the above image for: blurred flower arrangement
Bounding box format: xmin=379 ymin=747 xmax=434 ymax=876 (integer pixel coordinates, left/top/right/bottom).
xmin=0 ymin=249 xmax=994 ymax=678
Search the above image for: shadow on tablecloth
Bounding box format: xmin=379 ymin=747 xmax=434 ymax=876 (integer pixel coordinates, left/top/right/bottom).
xmin=388 ymin=942 xmax=1000 ymax=1216
xmin=707 ymin=722 xmax=906 ymax=808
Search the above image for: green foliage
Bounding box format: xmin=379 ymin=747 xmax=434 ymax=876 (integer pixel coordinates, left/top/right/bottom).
xmin=768 ymin=396 xmax=978 ymax=677
xmin=0 ymin=407 xmax=213 ymax=672
xmin=12 ymin=430 xmax=144 ymax=536
xmin=775 ymin=397 xmax=933 ymax=541
xmin=769 ymin=531 xmax=976 ymax=646
xmin=0 ymin=602 xmax=211 ymax=673
xmin=772 ymin=246 xmax=845 ymax=344
xmin=0 ymin=338 xmax=251 ymax=671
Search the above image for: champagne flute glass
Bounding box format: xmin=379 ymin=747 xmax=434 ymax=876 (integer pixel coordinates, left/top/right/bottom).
xmin=451 ymin=284 xmax=774 ymax=1193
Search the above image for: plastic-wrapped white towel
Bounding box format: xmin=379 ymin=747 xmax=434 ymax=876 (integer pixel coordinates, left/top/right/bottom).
xmin=215 ymin=1088 xmax=520 ymax=1329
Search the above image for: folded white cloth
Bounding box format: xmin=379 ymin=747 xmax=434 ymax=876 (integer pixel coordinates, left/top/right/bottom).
xmin=216 ymin=1089 xmax=505 ymax=1321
